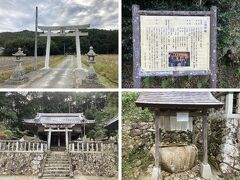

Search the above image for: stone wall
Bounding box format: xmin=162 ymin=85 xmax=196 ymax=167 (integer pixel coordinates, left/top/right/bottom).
xmin=125 ymin=122 xmax=192 ymax=153
xmin=193 ymin=110 xmax=240 ymax=178
xmin=123 ymin=121 xmax=193 ymax=179
xmin=71 ymin=152 xmax=117 ymax=177
xmin=0 ymin=152 xmax=44 ymax=175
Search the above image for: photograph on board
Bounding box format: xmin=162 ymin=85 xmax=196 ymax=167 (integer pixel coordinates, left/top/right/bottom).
xmin=168 ymin=52 xmax=190 ymax=67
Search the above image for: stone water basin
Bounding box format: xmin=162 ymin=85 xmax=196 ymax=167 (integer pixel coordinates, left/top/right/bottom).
xmin=150 ymin=144 xmax=198 ymax=173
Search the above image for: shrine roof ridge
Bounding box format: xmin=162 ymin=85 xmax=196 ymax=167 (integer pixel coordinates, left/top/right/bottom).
xmin=38 ymin=24 xmax=90 ymax=31
xmin=23 ymin=113 xmax=95 ymax=125
xmin=136 ymin=92 xmax=223 ymax=109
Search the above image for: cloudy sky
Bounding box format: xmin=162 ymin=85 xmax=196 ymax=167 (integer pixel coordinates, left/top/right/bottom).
xmin=0 ymin=0 xmax=118 ymax=32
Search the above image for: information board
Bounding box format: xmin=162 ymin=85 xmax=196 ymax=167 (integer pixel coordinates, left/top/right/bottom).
xmin=140 ymin=16 xmax=210 ymax=71
xmin=132 ymin=5 xmax=217 ymax=88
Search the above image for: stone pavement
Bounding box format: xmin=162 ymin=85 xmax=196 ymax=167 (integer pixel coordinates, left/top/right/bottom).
xmin=27 ymin=55 xmax=74 ymax=88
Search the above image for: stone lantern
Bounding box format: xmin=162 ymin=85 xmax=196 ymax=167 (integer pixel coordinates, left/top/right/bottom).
xmin=8 ymin=48 xmax=28 ymax=84
xmin=87 ymin=46 xmax=96 ymax=63
xmin=85 ymin=46 xmax=99 ymax=84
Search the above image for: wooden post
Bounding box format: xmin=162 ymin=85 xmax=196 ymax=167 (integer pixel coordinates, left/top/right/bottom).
xmin=77 ymin=142 xmax=79 ymax=151
xmin=151 ymin=114 xmax=162 ymax=180
xmin=155 ymin=116 xmax=160 ymax=167
xmin=210 ymin=6 xmax=217 ymax=88
xmin=34 ymin=6 xmax=38 ymax=70
xmin=47 ymin=128 xmax=52 ymax=150
xmin=202 ymin=109 xmax=208 ymax=164
xmin=132 ymin=4 xmax=141 ymax=88
xmin=192 ymin=119 xmax=196 ymax=145
xmin=200 ymin=109 xmax=213 ymax=178
xmin=65 ymin=128 xmax=68 ymax=150
xmin=237 ymin=93 xmax=240 ymax=113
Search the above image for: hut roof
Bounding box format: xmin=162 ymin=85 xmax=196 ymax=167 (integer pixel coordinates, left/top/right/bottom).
xmin=136 ymin=92 xmax=223 ymax=109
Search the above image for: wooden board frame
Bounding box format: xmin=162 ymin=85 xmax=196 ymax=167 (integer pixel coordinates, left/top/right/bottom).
xmin=132 ymin=5 xmax=217 ymax=88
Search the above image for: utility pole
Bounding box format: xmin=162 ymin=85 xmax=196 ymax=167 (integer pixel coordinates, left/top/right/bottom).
xmin=34 ymin=6 xmax=38 ymax=70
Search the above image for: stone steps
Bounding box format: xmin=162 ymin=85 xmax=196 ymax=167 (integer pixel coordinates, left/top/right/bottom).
xmin=44 ymin=164 xmax=69 ymax=167
xmin=42 ymin=178 xmax=69 ymax=179
xmin=44 ymin=167 xmax=70 ymax=171
xmin=46 ymin=160 xmax=69 ymax=163
xmin=42 ymin=151 xmax=71 ymax=179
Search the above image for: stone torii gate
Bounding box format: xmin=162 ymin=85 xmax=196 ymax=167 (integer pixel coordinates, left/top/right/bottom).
xmin=38 ymin=24 xmax=90 ymax=69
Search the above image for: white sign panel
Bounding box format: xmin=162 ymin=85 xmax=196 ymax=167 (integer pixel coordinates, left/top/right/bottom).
xmin=140 ymin=16 xmax=210 ymax=71
xmin=176 ymin=112 xmax=189 ymax=122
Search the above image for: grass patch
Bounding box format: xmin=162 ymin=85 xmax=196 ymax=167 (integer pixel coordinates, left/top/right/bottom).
xmin=49 ymin=55 xmax=66 ymax=68
xmin=82 ymin=54 xmax=118 ymax=87
xmin=0 ymin=55 xmax=65 ymax=83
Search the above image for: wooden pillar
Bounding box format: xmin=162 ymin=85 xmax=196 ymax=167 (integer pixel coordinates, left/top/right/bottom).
xmin=155 ymin=116 xmax=160 ymax=167
xmin=210 ymin=6 xmax=217 ymax=88
xmin=192 ymin=119 xmax=196 ymax=145
xmin=202 ymin=110 xmax=208 ymax=164
xmin=237 ymin=93 xmax=240 ymax=113
xmin=47 ymin=128 xmax=51 ymax=150
xmin=200 ymin=109 xmax=212 ymax=178
xmin=132 ymin=4 xmax=141 ymax=88
xmin=65 ymin=128 xmax=68 ymax=150
xmin=151 ymin=114 xmax=162 ymax=180
xmin=45 ymin=29 xmax=51 ymax=69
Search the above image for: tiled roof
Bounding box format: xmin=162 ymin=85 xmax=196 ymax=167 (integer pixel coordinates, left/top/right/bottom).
xmin=136 ymin=92 xmax=223 ymax=109
xmin=24 ymin=113 xmax=95 ymax=125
